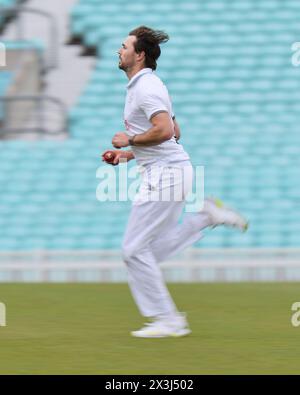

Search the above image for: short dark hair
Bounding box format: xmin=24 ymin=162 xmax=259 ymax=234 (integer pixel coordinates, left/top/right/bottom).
xmin=129 ymin=26 xmax=169 ymax=70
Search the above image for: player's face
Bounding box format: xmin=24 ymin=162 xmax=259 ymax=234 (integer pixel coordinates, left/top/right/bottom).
xmin=118 ymin=36 xmax=138 ymax=71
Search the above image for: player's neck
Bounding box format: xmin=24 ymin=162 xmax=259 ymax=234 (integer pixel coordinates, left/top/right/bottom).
xmin=126 ymin=65 xmax=146 ymax=81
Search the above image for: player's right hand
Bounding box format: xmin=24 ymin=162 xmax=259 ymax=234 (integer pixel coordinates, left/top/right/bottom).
xmin=101 ymin=150 xmax=125 ymax=165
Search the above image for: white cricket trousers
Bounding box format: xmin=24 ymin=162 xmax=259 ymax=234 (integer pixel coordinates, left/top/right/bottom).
xmin=122 ymin=161 xmax=211 ymax=318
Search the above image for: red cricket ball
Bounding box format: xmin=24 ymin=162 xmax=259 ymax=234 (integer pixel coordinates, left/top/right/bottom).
xmin=103 ymin=151 xmax=116 ymax=164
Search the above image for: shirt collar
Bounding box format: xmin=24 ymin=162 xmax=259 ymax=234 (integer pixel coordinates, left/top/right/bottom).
xmin=127 ymin=68 xmax=153 ymax=88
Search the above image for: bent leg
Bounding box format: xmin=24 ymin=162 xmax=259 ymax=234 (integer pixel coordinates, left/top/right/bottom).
xmin=150 ymin=211 xmax=212 ymax=263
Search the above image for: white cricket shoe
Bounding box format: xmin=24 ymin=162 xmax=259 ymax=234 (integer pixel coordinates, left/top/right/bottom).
xmin=203 ymin=197 xmax=249 ymax=232
xmin=131 ymin=313 xmax=191 ymax=338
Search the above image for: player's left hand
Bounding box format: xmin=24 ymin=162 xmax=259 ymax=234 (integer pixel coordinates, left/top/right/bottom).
xmin=112 ymin=132 xmax=129 ymax=148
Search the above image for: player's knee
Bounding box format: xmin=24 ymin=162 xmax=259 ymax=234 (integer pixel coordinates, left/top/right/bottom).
xmin=121 ymin=244 xmax=137 ymax=263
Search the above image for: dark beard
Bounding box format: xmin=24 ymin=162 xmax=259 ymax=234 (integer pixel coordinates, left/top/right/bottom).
xmin=118 ymin=63 xmax=127 ymax=71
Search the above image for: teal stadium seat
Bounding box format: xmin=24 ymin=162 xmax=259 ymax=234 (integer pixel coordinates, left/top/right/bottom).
xmin=0 ymin=0 xmax=300 ymax=250
xmin=0 ymin=71 xmax=14 ymax=119
xmin=0 ymin=1 xmax=27 ymax=29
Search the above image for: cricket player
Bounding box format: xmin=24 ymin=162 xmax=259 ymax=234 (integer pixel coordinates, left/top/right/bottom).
xmin=102 ymin=26 xmax=248 ymax=338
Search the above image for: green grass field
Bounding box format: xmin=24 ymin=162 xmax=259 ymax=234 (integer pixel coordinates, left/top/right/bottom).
xmin=0 ymin=283 xmax=300 ymax=374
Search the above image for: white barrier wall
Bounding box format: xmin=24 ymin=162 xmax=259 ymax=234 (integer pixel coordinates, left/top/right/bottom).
xmin=0 ymin=249 xmax=300 ymax=282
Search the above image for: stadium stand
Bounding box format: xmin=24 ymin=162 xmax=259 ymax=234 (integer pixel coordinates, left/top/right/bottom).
xmin=0 ymin=70 xmax=12 ymax=96
xmin=0 ymin=0 xmax=25 ymax=32
xmin=0 ymin=0 xmax=300 ymax=252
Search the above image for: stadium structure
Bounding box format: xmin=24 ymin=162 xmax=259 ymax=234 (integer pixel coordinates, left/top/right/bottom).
xmin=0 ymin=0 xmax=300 ymax=282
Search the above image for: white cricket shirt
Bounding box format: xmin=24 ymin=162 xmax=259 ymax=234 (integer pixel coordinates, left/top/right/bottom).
xmin=124 ymin=68 xmax=190 ymax=167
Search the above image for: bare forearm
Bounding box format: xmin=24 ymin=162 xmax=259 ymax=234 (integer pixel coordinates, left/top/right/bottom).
xmin=131 ymin=126 xmax=173 ymax=147
xmin=112 ymin=113 xmax=174 ymax=149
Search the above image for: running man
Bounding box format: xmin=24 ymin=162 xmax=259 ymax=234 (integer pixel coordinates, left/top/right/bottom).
xmin=102 ymin=26 xmax=248 ymax=338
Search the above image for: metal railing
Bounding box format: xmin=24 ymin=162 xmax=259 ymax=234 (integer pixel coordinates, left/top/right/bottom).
xmin=0 ymin=6 xmax=59 ymax=71
xmin=0 ymin=95 xmax=68 ymax=135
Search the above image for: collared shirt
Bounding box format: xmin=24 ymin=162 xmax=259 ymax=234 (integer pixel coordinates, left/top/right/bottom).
xmin=124 ymin=68 xmax=190 ymax=167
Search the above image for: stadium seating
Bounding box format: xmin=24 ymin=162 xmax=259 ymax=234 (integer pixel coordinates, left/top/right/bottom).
xmin=0 ymin=0 xmax=300 ymax=250
xmin=0 ymin=0 xmax=20 ymax=10
xmin=0 ymin=70 xmax=13 ymax=120
xmin=0 ymin=70 xmax=12 ymax=95
xmin=0 ymin=0 xmax=23 ymax=29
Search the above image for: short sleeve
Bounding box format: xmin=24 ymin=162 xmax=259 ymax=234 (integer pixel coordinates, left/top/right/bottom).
xmin=139 ymin=90 xmax=169 ymax=121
